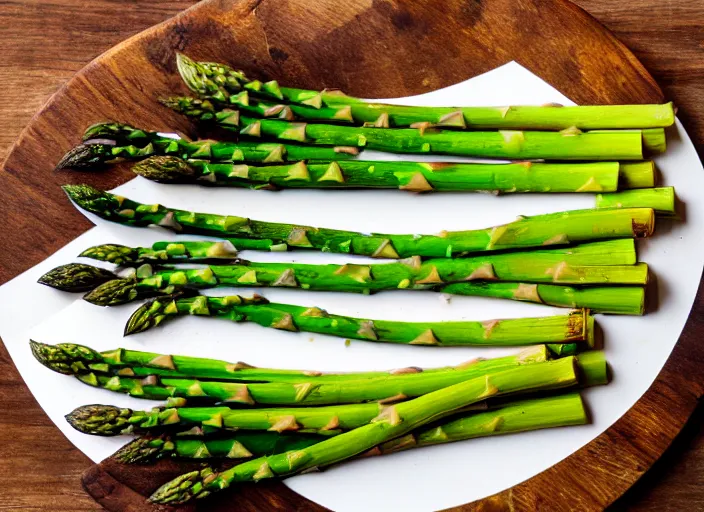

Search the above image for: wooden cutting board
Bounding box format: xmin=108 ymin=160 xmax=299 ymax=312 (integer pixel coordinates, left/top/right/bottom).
xmin=2 ymin=0 xmax=703 ymax=510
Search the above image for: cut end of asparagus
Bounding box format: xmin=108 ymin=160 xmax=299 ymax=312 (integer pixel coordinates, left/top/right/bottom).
xmin=115 ymin=435 xmax=172 ymax=464
xmin=79 ymin=244 xmax=138 ymax=265
xmin=84 ymin=278 xmax=139 ymax=306
xmin=56 ymin=143 xmax=112 ymax=171
xmin=65 ymin=404 xmax=133 ymax=436
xmin=149 ymin=467 xmax=214 ymax=504
xmin=37 ymin=263 xmax=117 ymax=292
xmin=29 ymin=340 xmax=104 ymax=375
xmin=62 ymin=184 xmax=121 ymax=215
xmin=133 ymin=156 xmax=198 ymax=182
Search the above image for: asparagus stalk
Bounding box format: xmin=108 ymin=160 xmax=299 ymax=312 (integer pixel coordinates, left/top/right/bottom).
xmin=148 ymin=357 xmax=578 ymax=503
xmin=67 ymin=358 xmax=578 ymax=438
xmin=63 ymin=185 xmax=655 ymax=259
xmin=442 ymin=282 xmax=645 ymax=315
xmin=166 ymin=95 xmax=664 ymax=160
xmin=175 ymin=54 xmax=675 ymax=130
xmin=42 ymin=239 xmax=642 ymax=302
xmin=77 ymin=239 xmax=288 ymax=267
xmin=620 ymin=161 xmax=656 ymax=189
xmin=124 ymin=294 xmax=592 ymax=347
xmin=596 ymin=187 xmax=676 ymax=217
xmin=30 ymin=341 xmax=549 ymax=385
xmin=34 ymin=339 xmax=605 ymax=405
xmin=77 ymin=351 xmax=605 ymax=405
xmin=56 ymin=126 xmax=358 ymax=171
xmin=116 ymin=393 xmax=586 ymax=464
xmin=80 ymin=238 xmax=636 ymax=268
xmin=75 ymin=259 xmax=647 ymax=307
xmin=133 ymin=155 xmax=621 ymax=193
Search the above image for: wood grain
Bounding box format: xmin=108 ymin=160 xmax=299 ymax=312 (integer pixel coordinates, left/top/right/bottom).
xmin=0 ymin=0 xmax=702 ymax=510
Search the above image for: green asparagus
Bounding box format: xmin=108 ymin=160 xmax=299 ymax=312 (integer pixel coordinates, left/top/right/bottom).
xmin=37 ymin=263 xmax=116 ymax=292
xmin=34 ymin=338 xmax=606 ymax=405
xmin=619 ymin=161 xmax=656 ymax=189
xmin=596 ymin=187 xmax=676 ymax=217
xmin=80 ymin=238 xmax=636 ymax=267
xmin=56 ymin=125 xmax=358 ymax=171
xmin=40 ymin=240 xmax=643 ymax=303
xmin=148 ymin=357 xmax=579 ymax=503
xmin=441 ymin=282 xmax=645 ymax=315
xmin=175 ymin=54 xmax=674 ymax=130
xmin=133 ymin=155 xmax=621 ymax=193
xmin=160 ymin=100 xmax=646 ymax=160
xmin=63 ymin=185 xmax=656 ymax=259
xmin=115 ymin=393 xmax=586 ymax=463
xmin=29 ymin=341 xmax=548 ymax=384
xmin=125 ymin=294 xmax=593 ymax=347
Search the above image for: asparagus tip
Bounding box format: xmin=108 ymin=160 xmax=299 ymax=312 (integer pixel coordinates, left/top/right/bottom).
xmin=79 ymin=244 xmax=137 ymax=265
xmin=65 ymin=404 xmax=130 ymax=436
xmin=82 ymin=122 xmax=124 ymax=142
xmin=56 ymin=144 xmax=111 ymax=171
xmin=37 ymin=263 xmax=116 ymax=292
xmin=29 ymin=340 xmax=102 ymax=375
xmin=124 ymin=297 xmax=174 ymax=336
xmin=83 ymin=278 xmax=139 ymax=306
xmin=114 ymin=435 xmax=171 ymax=464
xmin=133 ymin=156 xmax=197 ymax=182
xmin=62 ymin=184 xmax=120 ymax=214
xmin=176 ymin=53 xmax=211 ymax=96
xmin=149 ymin=467 xmax=216 ymax=504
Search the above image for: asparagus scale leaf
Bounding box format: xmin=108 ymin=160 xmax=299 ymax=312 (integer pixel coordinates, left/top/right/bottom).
xmin=175 ymin=54 xmax=675 ymax=130
xmin=116 ymin=393 xmax=587 ymax=463
xmin=149 ymin=357 xmax=579 ymax=503
xmin=63 ymin=185 xmax=655 ymax=259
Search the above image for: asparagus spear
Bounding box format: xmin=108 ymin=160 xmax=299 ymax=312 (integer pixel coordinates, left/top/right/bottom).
xmin=149 ymin=357 xmax=578 ymax=503
xmin=35 ymin=339 xmax=606 ymax=405
xmin=77 ymin=239 xmax=289 ymax=267
xmin=133 ymin=155 xmax=621 ymax=193
xmin=67 ymin=358 xmax=579 ymax=439
xmin=56 ymin=127 xmax=358 ymax=171
xmin=75 ymin=259 xmax=647 ymax=307
xmin=80 ymin=238 xmax=636 ymax=269
xmin=160 ymin=101 xmax=646 ymax=160
xmin=30 ymin=341 xmax=548 ymax=385
xmin=442 ymin=282 xmax=645 ymax=315
xmin=124 ymin=294 xmax=592 ymax=347
xmin=116 ymin=393 xmax=586 ymax=464
xmin=165 ymin=95 xmax=664 ymax=160
xmin=175 ymin=54 xmax=674 ymax=130
xmin=596 ymin=187 xmax=676 ymax=217
xmin=620 ymin=161 xmax=656 ymax=189
xmin=42 ymin=239 xmax=643 ymax=302
xmin=63 ymin=185 xmax=655 ymax=259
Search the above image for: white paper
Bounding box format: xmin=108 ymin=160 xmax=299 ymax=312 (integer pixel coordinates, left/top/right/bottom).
xmin=2 ymin=61 xmax=703 ymax=511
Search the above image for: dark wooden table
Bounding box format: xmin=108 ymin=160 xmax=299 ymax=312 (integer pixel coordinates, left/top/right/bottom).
xmin=0 ymin=1 xmax=702 ymax=510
